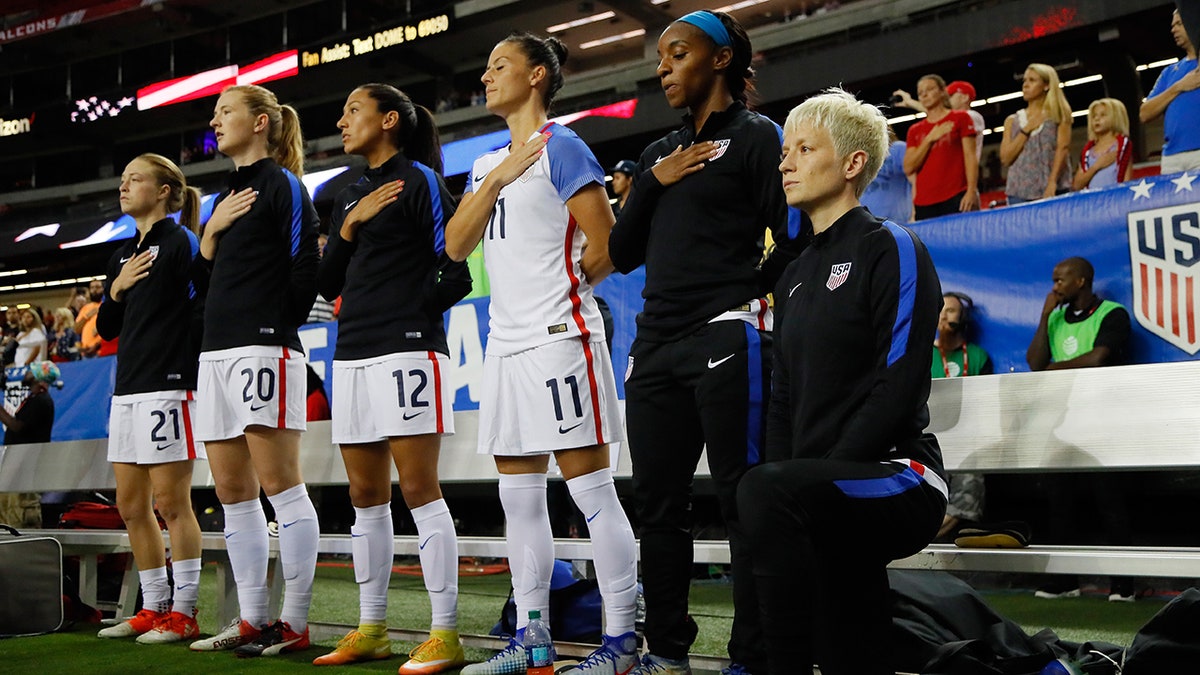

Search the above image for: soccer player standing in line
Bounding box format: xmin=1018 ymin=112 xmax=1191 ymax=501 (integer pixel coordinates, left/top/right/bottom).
xmin=187 ymin=84 xmax=322 ymax=658
xmin=95 ymin=154 xmax=206 ymax=644
xmin=608 ymin=11 xmax=806 ymax=675
xmin=738 ymin=88 xmax=946 ymax=675
xmin=312 ymin=83 xmax=473 ymax=673
xmin=444 ymin=32 xmax=640 ymax=675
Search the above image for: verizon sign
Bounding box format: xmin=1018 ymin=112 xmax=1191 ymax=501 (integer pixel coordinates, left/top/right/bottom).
xmin=0 ymin=114 xmax=33 ymax=137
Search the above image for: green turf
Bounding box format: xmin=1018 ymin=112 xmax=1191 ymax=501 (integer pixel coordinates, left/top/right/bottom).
xmin=0 ymin=562 xmax=1168 ymax=673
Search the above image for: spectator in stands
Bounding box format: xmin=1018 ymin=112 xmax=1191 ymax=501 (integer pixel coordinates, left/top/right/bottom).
xmin=1000 ymin=64 xmax=1073 ymax=204
xmin=306 ymin=233 xmax=336 ymax=324
xmin=49 ymin=307 xmax=81 ymax=362
xmin=75 ymin=279 xmax=105 ymax=357
xmin=0 ymin=361 xmax=60 ymax=528
xmin=1025 ymin=257 xmax=1136 ymax=602
xmin=94 ymin=153 xmax=206 ymax=645
xmin=740 ymin=87 xmax=945 ymax=675
xmin=894 ymin=79 xmax=986 ymax=165
xmin=1074 ymin=98 xmax=1134 ymax=190
xmin=1 ymin=306 xmax=19 ymax=366
xmin=861 ymin=139 xmax=912 ymax=223
xmin=1140 ymin=9 xmax=1200 ymax=174
xmin=67 ymin=287 xmax=89 ymax=316
xmin=14 ymin=308 xmax=48 ymax=366
xmin=608 ymin=10 xmax=808 ymax=675
xmin=931 ymin=292 xmax=991 ymax=541
xmin=609 ymin=159 xmax=636 ymax=217
xmin=903 ymin=74 xmax=979 ymax=219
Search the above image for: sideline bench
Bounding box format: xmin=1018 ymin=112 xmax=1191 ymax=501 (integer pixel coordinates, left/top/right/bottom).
xmin=4 ymin=363 xmax=1200 ymax=623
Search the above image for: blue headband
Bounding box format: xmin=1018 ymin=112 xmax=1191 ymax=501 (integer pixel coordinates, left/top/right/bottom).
xmin=676 ymin=11 xmax=732 ymax=48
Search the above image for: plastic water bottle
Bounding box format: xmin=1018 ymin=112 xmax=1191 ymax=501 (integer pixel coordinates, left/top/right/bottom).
xmin=524 ymin=609 xmax=555 ymax=675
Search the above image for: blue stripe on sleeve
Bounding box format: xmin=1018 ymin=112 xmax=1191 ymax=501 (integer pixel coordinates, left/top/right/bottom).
xmin=283 ymin=169 xmax=304 ymax=257
xmin=546 ymin=124 xmax=605 ymax=202
xmin=771 ymin=119 xmax=804 ymax=240
xmin=883 ymin=220 xmax=917 ymax=367
xmin=834 ymin=466 xmax=922 ymax=499
xmin=744 ymin=323 xmax=763 ymax=466
xmin=185 ymin=228 xmax=200 ymax=300
xmin=414 ymin=162 xmax=446 ymax=256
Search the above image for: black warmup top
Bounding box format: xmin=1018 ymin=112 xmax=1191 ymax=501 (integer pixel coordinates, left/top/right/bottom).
xmin=5 ymin=391 xmax=53 ymax=445
xmin=609 ymin=100 xmax=808 ymax=342
xmin=768 ymin=206 xmax=944 ymax=475
xmin=97 ymin=217 xmax=202 ymax=395
xmin=318 ymin=153 xmax=472 ymax=360
xmin=200 ymin=158 xmax=319 ymax=353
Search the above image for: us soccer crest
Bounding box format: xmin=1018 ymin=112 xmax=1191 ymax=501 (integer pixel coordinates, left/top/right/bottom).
xmin=1128 ymin=203 xmax=1200 ymax=354
xmin=826 ymin=262 xmax=852 ymax=291
xmin=709 ymin=139 xmax=731 ymax=161
xmin=148 ymin=245 xmax=160 ymax=261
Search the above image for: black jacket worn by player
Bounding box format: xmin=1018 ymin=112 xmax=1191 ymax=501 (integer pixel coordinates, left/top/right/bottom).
xmin=96 ymin=218 xmax=202 ymax=395
xmin=609 ymin=101 xmax=808 ymax=341
xmin=318 ymin=153 xmax=472 ymax=360
xmin=199 ymin=157 xmax=320 ymax=353
xmin=768 ymin=206 xmax=944 ymax=475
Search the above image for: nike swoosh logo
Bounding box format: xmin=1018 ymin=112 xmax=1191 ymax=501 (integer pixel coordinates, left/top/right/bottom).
xmin=419 ymin=535 xmax=435 ymax=550
xmin=281 ymin=520 xmax=300 ymax=528
xmin=175 ymin=583 xmax=194 ymax=590
xmin=119 ymin=256 xmax=132 ymax=263
xmin=344 ymin=199 xmax=359 ymax=211
xmin=708 ymin=354 xmax=735 ymax=369
xmin=402 ymin=410 xmax=425 ymax=420
xmin=558 ymin=422 xmax=582 ymax=434
xmin=351 ymin=533 xmax=365 ymax=538
xmin=224 ymin=531 xmax=238 ymax=539
xmin=789 ymin=282 xmax=802 ymax=296
xmin=473 ymin=174 xmax=487 ymax=183
xmin=155 ymin=443 xmax=173 ymax=451
xmin=586 ymin=509 xmax=601 ymax=523
xmin=654 ymin=156 xmax=666 ymax=165
xmin=250 ymin=403 xmax=269 ymax=411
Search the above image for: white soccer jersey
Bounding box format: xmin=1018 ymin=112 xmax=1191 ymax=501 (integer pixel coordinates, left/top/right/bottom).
xmin=467 ymin=123 xmax=607 ymax=356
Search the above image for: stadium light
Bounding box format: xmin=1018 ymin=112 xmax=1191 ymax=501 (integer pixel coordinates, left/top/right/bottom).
xmin=548 ymin=11 xmax=615 ymax=33
xmin=580 ymin=29 xmax=645 ymax=50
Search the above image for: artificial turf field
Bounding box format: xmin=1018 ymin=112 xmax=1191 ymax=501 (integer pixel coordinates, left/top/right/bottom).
xmin=0 ymin=559 xmax=1172 ymax=674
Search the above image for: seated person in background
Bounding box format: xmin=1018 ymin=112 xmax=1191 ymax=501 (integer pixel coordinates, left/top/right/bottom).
xmin=0 ymin=362 xmax=60 ymax=528
xmin=860 ymin=138 xmax=912 ymax=224
xmin=1073 ymin=98 xmax=1133 ymax=191
xmin=931 ymin=292 xmax=991 ymax=541
xmin=1026 ymin=256 xmax=1136 ymax=602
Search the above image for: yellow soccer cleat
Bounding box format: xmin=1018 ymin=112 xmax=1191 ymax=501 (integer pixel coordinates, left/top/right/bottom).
xmin=399 ymin=632 xmax=468 ymax=675
xmin=313 ymin=628 xmax=392 ymax=666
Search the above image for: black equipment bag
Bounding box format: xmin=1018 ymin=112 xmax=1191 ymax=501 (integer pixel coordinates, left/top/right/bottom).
xmin=0 ymin=525 xmax=64 ymax=636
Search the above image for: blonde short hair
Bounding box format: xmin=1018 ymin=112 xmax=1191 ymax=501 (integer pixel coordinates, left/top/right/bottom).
xmin=783 ymin=87 xmax=889 ymax=197
xmin=1086 ymin=98 xmax=1130 ymax=141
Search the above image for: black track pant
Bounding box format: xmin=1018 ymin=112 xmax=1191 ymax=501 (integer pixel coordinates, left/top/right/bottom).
xmin=737 ymin=452 xmax=946 ymax=675
xmin=626 ymin=320 xmax=771 ymax=671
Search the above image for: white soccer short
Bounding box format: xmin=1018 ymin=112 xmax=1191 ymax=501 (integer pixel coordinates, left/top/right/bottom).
xmin=195 ymin=345 xmax=307 ymax=442
xmin=479 ymin=338 xmax=624 ymax=456
xmin=331 ymin=351 xmax=455 ymax=444
xmin=107 ymin=391 xmax=205 ymax=464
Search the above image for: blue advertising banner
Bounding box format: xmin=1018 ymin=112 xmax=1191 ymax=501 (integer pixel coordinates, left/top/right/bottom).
xmin=911 ymin=171 xmax=1200 ymax=373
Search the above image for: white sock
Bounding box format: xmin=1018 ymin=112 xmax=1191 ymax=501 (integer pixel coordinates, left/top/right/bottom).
xmin=567 ymin=468 xmax=637 ymax=636
xmin=411 ymin=498 xmax=458 ymax=629
xmin=498 ymin=473 xmax=553 ymax=631
xmin=139 ymin=566 xmax=171 ymax=615
xmin=222 ymin=498 xmax=270 ymax=626
xmin=171 ymin=557 xmax=202 ymax=617
xmin=351 ymin=503 xmax=394 ymax=625
xmin=268 ymin=483 xmax=319 ymax=632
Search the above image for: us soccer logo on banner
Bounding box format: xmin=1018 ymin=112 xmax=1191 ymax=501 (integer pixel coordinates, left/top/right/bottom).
xmin=1128 ymin=203 xmax=1200 ymax=354
xmin=826 ymin=262 xmax=852 ymax=291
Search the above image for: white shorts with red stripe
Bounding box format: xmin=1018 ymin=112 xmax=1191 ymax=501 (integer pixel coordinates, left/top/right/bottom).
xmin=108 ymin=391 xmax=205 ymax=464
xmin=195 ymin=345 xmax=307 ymax=442
xmin=331 ymin=351 xmax=454 ymax=444
xmin=479 ymin=338 xmax=623 ymax=456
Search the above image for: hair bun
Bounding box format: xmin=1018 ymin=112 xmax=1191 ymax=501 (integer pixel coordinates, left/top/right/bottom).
xmin=546 ymin=36 xmax=569 ymax=68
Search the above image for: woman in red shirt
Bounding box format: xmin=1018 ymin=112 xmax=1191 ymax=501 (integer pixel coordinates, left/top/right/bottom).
xmin=903 ymin=74 xmax=979 ymax=220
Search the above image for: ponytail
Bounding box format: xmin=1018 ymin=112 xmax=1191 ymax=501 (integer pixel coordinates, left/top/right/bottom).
xmin=714 ymin=12 xmax=754 ymax=104
xmin=357 ymin=83 xmax=444 ymax=174
xmin=178 ymin=186 xmax=202 ymax=236
xmin=277 ymin=104 xmax=305 ymax=177
xmin=501 ymin=32 xmax=569 ymax=110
